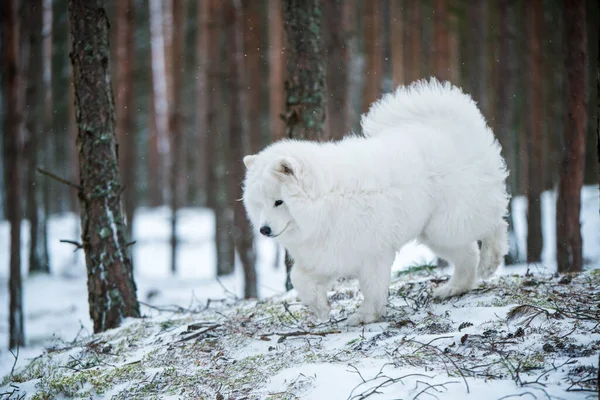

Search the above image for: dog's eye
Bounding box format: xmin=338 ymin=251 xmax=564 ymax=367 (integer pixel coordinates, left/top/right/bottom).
xmin=274 ymin=200 xmax=283 ymax=207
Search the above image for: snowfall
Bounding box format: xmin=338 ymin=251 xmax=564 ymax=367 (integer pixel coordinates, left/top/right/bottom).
xmin=0 ymin=186 xmax=599 ymax=399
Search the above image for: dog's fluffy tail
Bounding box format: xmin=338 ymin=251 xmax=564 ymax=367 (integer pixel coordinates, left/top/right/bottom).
xmin=477 ymin=221 xmax=509 ymax=279
xmin=360 ymin=77 xmax=487 ymax=139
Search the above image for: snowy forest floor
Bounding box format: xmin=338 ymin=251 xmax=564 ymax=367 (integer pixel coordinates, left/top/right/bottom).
xmin=0 ymin=187 xmax=599 ymax=399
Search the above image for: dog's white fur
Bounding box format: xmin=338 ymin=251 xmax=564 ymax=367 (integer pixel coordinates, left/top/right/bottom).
xmin=242 ymin=78 xmax=509 ymax=326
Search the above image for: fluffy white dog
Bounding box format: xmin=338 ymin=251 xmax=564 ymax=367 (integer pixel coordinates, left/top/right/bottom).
xmin=242 ymin=78 xmax=509 ymax=326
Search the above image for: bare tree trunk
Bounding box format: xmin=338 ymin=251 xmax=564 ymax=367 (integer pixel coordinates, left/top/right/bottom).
xmin=406 ymin=0 xmax=421 ymax=83
xmin=68 ymin=0 xmax=140 ymax=333
xmin=149 ymin=0 xmax=170 ymax=206
xmin=526 ymin=0 xmax=543 ymax=263
xmin=362 ymin=0 xmax=382 ymax=113
xmin=229 ymin=0 xmax=257 ymax=298
xmin=25 ymin=0 xmax=49 ymax=274
xmin=434 ymin=0 xmax=450 ymax=81
xmin=115 ymin=0 xmax=136 ymax=240
xmin=242 ymin=0 xmax=263 ymax=153
xmin=195 ymin=0 xmax=209 ymax=206
xmin=3 ymin=0 xmax=27 ymax=349
xmin=169 ymin=0 xmax=186 ymax=274
xmin=467 ymin=0 xmax=488 ymax=119
xmin=556 ymin=0 xmax=587 ymax=273
xmin=597 ymin=11 xmax=600 ymax=199
xmin=269 ymin=0 xmax=285 ymax=141
xmin=447 ymin=0 xmax=460 ymax=84
xmin=497 ymin=0 xmax=519 ymax=264
xmin=206 ymin=0 xmax=221 ymax=211
xmin=323 ymin=0 xmax=351 ymax=139
xmin=390 ymin=1 xmax=404 ymax=87
xmin=282 ymin=0 xmax=327 ymax=289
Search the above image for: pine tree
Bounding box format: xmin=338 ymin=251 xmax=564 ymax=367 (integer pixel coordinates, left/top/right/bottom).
xmin=68 ymin=0 xmax=140 ymax=333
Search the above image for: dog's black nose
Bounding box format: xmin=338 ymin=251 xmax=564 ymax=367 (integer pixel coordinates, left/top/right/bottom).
xmin=259 ymin=226 xmax=272 ymax=237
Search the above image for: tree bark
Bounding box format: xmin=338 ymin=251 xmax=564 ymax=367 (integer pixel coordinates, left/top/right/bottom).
xmin=390 ymin=1 xmax=404 ymax=87
xmin=242 ymin=0 xmax=264 ymax=153
xmin=269 ymin=0 xmax=285 ymax=141
xmin=324 ymin=0 xmax=351 ymax=140
xmin=526 ymin=0 xmax=543 ymax=263
xmin=149 ymin=0 xmax=169 ymax=205
xmin=3 ymin=0 xmax=26 ymax=349
xmin=195 ymin=0 xmax=209 ymax=207
xmin=206 ymin=0 xmax=221 ymax=211
xmin=115 ymin=0 xmax=136 ymax=240
xmin=282 ymin=0 xmax=327 ymax=289
xmin=68 ymin=0 xmax=140 ymax=333
xmin=556 ymin=0 xmax=587 ymax=273
xmin=433 ymin=0 xmax=450 ymax=81
xmin=467 ymin=0 xmax=488 ymax=119
xmin=497 ymin=0 xmax=519 ymax=264
xmin=362 ymin=0 xmax=382 ymax=113
xmin=168 ymin=0 xmax=186 ymax=274
xmin=406 ymin=0 xmax=422 ymax=83
xmin=25 ymin=0 xmax=50 ymax=274
xmin=229 ymin=0 xmax=257 ymax=298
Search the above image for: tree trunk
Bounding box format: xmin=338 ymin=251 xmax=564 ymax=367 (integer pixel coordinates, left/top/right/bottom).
xmin=242 ymin=0 xmax=264 ymax=153
xmin=447 ymin=0 xmax=460 ymax=84
xmin=324 ymin=0 xmax=351 ymax=140
xmin=467 ymin=0 xmax=488 ymax=119
xmin=195 ymin=0 xmax=209 ymax=207
xmin=229 ymin=0 xmax=257 ymax=298
xmin=282 ymin=0 xmax=327 ymax=289
xmin=25 ymin=0 xmax=49 ymax=274
xmin=206 ymin=0 xmax=221 ymax=211
xmin=406 ymin=0 xmax=422 ymax=83
xmin=597 ymin=8 xmax=600 ymax=199
xmin=68 ymin=0 xmax=140 ymax=333
xmin=433 ymin=0 xmax=450 ymax=81
xmin=556 ymin=0 xmax=587 ymax=273
xmin=149 ymin=0 xmax=169 ymax=206
xmin=362 ymin=0 xmax=382 ymax=113
xmin=3 ymin=0 xmax=26 ymax=349
xmin=526 ymin=0 xmax=543 ymax=263
xmin=115 ymin=0 xmax=136 ymax=240
xmin=390 ymin=1 xmax=404 ymax=87
xmin=40 ymin=0 xmax=53 ymax=270
xmin=497 ymin=0 xmax=519 ymax=264
xmin=269 ymin=0 xmax=285 ymax=141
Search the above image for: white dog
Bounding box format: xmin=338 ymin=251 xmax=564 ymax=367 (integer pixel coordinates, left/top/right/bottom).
xmin=242 ymin=78 xmax=509 ymax=326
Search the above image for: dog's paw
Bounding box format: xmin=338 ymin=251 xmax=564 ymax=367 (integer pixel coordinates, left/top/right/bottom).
xmin=432 ymin=283 xmax=470 ymax=299
xmin=310 ymin=304 xmax=331 ymax=322
xmin=345 ymin=310 xmax=381 ymax=326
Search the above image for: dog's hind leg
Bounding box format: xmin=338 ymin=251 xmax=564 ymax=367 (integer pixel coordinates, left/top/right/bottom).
xmin=429 ymin=241 xmax=480 ymax=299
xmin=346 ymin=256 xmax=393 ymax=326
xmin=290 ymin=266 xmax=331 ymax=321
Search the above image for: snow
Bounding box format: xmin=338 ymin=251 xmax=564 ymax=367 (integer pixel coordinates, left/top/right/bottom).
xmin=0 ymin=185 xmax=598 ymax=399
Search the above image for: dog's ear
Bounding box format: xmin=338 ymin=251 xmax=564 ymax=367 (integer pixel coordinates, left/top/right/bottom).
xmin=243 ymin=155 xmax=257 ymax=169
xmin=272 ymin=156 xmax=298 ymax=180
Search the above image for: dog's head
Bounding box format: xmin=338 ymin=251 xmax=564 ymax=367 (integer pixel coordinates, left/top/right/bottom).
xmin=242 ymin=152 xmax=306 ymax=243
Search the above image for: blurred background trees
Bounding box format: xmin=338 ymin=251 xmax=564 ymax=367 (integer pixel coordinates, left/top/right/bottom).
xmin=1 ymin=0 xmax=599 ymax=346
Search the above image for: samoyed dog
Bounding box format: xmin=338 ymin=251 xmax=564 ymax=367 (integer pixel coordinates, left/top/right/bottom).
xmin=242 ymin=78 xmax=509 ymax=326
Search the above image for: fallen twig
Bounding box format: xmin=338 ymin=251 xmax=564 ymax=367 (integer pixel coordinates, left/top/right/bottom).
xmin=176 ymin=324 xmax=220 ymax=343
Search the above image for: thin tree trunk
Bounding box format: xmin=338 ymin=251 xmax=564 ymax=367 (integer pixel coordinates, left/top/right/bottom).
xmin=269 ymin=0 xmax=285 ymax=141
xmin=3 ymin=0 xmax=27 ymax=349
xmin=362 ymin=0 xmax=382 ymax=113
xmin=115 ymin=0 xmax=136 ymax=240
xmin=282 ymin=0 xmax=327 ymax=289
xmin=597 ymin=9 xmax=600 ymax=199
xmin=206 ymin=0 xmax=221 ymax=211
xmin=556 ymin=0 xmax=587 ymax=273
xmin=526 ymin=0 xmax=543 ymax=263
xmin=230 ymin=0 xmax=257 ymax=298
xmin=195 ymin=0 xmax=209 ymax=206
xmin=497 ymin=0 xmax=519 ymax=264
xmin=324 ymin=0 xmax=351 ymax=140
xmin=447 ymin=0 xmax=460 ymax=84
xmin=467 ymin=0 xmax=488 ymax=119
xmin=406 ymin=0 xmax=421 ymax=83
xmin=242 ymin=0 xmax=263 ymax=153
xmin=68 ymin=0 xmax=140 ymax=333
xmin=149 ymin=0 xmax=170 ymax=206
xmin=390 ymin=1 xmax=404 ymax=87
xmin=169 ymin=0 xmax=186 ymax=274
xmin=25 ymin=0 xmax=49 ymax=274
xmin=434 ymin=0 xmax=450 ymax=81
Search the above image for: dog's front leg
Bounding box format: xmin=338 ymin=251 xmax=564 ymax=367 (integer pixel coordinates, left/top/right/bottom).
xmin=290 ymin=266 xmax=330 ymax=321
xmin=346 ymin=259 xmax=392 ymax=326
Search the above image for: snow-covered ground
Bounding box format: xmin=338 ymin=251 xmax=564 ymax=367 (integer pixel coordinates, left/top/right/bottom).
xmin=0 ymin=186 xmax=598 ymax=399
